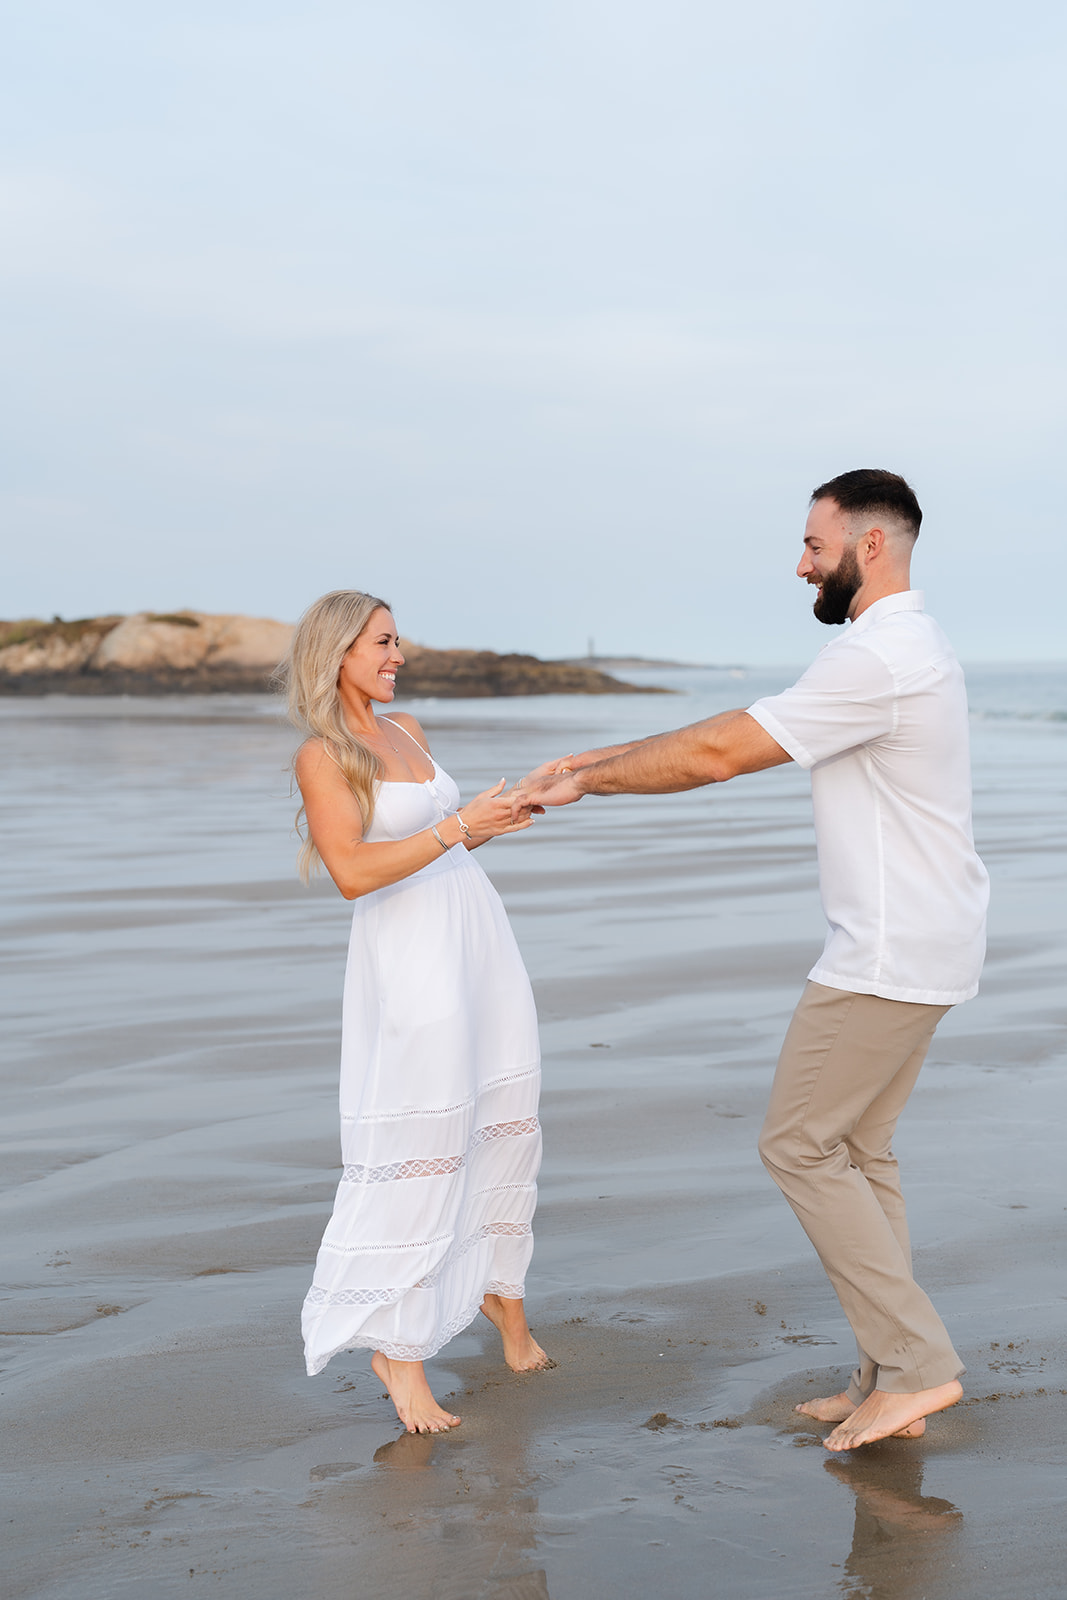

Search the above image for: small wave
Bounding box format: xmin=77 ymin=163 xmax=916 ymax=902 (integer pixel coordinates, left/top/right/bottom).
xmin=971 ymin=708 xmax=1067 ymax=723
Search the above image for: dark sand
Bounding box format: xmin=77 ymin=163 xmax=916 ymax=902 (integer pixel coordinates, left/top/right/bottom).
xmin=2 ymin=685 xmax=1065 ymax=1598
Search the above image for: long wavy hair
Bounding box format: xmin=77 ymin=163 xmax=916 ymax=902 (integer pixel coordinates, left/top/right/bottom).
xmin=275 ymin=589 xmax=392 ymax=881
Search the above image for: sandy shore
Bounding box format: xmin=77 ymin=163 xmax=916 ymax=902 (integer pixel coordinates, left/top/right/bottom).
xmin=2 ymin=688 xmax=1065 ymax=1599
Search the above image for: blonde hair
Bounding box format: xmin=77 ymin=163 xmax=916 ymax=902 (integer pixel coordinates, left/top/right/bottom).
xmin=275 ymin=589 xmax=392 ymax=881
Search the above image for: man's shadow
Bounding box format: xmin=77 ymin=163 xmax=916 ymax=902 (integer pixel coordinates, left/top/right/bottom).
xmin=825 ymin=1449 xmax=962 ymax=1600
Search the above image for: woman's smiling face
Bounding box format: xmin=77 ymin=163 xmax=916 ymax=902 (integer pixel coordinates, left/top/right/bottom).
xmin=337 ymin=607 xmax=404 ymax=703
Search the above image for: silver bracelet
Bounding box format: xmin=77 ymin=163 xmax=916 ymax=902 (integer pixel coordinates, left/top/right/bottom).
xmin=431 ymin=825 xmax=449 ymax=852
xmin=455 ymin=811 xmax=472 ymax=841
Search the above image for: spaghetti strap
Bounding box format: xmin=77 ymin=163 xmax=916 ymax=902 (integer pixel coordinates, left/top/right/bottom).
xmin=380 ymin=715 xmax=432 ymax=759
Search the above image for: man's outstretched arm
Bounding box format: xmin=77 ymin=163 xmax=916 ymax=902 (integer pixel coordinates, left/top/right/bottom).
xmin=519 ymin=710 xmax=790 ymax=808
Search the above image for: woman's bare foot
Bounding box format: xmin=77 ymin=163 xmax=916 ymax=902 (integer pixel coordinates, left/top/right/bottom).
xmin=795 ymin=1390 xmax=925 ymax=1439
xmin=370 ymin=1352 xmax=461 ymax=1434
xmin=480 ymin=1293 xmax=554 ymax=1372
xmin=823 ymin=1380 xmax=963 ymax=1451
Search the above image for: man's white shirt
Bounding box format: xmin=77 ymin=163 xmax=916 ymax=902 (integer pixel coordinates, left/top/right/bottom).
xmin=748 ymin=591 xmax=989 ymax=1005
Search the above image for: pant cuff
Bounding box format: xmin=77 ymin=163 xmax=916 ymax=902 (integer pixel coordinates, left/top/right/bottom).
xmin=875 ymin=1361 xmax=967 ymax=1395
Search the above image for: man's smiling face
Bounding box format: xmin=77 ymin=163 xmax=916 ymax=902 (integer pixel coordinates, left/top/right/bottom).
xmin=797 ymin=497 xmax=864 ymax=626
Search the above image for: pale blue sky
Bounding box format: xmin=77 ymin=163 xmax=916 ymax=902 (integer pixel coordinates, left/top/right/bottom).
xmin=3 ymin=0 xmax=1064 ymax=661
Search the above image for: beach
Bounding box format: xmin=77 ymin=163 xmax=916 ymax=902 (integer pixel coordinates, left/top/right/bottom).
xmin=2 ymin=665 xmax=1066 ymax=1599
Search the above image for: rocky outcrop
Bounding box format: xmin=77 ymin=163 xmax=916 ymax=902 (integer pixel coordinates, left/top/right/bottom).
xmin=393 ymin=642 xmax=662 ymax=697
xmin=0 ymin=617 xmax=125 ymax=678
xmin=0 ymin=612 xmax=293 ymax=694
xmin=0 ymin=614 xmax=666 ymax=696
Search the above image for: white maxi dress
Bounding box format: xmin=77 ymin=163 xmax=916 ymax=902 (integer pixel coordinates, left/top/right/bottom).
xmin=301 ymin=749 xmax=542 ymax=1376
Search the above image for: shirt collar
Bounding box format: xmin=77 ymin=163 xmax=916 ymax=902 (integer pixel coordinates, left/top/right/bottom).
xmin=846 ymin=590 xmax=925 ymax=638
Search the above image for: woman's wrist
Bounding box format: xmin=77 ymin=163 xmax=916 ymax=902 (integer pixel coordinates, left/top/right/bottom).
xmin=430 ymin=815 xmax=465 ymax=852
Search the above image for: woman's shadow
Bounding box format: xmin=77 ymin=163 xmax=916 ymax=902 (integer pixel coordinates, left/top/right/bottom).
xmin=825 ymin=1448 xmax=963 ymax=1600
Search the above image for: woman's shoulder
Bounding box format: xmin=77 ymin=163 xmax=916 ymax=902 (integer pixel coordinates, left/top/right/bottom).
xmin=294 ymin=736 xmax=341 ymax=785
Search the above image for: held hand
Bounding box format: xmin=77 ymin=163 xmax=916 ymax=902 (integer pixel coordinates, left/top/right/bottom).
xmin=510 ymin=768 xmax=584 ymax=817
xmin=522 ymin=753 xmax=576 ymax=782
xmin=458 ymin=778 xmax=536 ymax=844
xmin=549 ymin=748 xmax=602 ymax=772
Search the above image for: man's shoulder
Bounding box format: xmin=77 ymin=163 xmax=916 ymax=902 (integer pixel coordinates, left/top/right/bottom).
xmin=794 ymin=629 xmax=896 ymax=687
xmin=858 ymin=608 xmax=960 ymax=680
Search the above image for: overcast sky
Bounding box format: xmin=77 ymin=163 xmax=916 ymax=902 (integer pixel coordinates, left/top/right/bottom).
xmin=3 ymin=0 xmax=1064 ymax=662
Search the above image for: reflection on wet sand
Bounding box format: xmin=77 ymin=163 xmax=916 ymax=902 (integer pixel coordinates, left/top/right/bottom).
xmin=826 ymin=1451 xmax=962 ymax=1600
xmin=303 ymin=1422 xmax=551 ymax=1599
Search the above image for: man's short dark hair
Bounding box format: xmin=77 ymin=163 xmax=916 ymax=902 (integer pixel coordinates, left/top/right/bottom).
xmin=811 ymin=468 xmax=922 ymax=539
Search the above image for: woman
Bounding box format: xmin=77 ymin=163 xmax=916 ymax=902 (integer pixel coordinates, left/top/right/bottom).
xmin=280 ymin=590 xmax=550 ymax=1435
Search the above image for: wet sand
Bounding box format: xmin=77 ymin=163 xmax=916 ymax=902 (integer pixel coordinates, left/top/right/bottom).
xmin=2 ymin=680 xmax=1066 ymax=1599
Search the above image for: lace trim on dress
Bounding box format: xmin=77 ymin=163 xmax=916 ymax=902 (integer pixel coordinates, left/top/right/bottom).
xmin=482 ymin=1064 xmax=541 ymax=1091
xmin=341 ymin=1064 xmax=540 ymax=1124
xmin=304 ymin=1286 xmax=403 ymax=1308
xmin=309 ymin=1278 xmax=528 ymax=1367
xmin=472 ymin=1116 xmax=539 ymax=1144
xmin=303 ymin=1229 xmax=533 ymax=1371
xmin=341 ymin=1154 xmax=464 ymax=1183
xmin=342 ymin=1097 xmax=475 ymax=1125
xmin=338 ymin=1119 xmax=540 ymax=1184
xmin=410 ymin=1220 xmax=531 ymax=1290
xmin=369 ymin=1293 xmax=505 ymax=1364
xmin=320 ymin=1233 xmax=449 ymax=1255
xmin=309 ymin=1220 xmax=533 ymax=1288
xmin=304 ymin=1275 xmax=525 ymax=1313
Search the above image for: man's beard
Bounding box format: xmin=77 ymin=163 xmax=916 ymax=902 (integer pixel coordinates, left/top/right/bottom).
xmin=812 ymin=543 xmax=861 ymax=625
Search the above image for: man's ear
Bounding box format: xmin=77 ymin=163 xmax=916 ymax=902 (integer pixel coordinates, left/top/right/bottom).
xmin=861 ymin=525 xmax=886 ymax=563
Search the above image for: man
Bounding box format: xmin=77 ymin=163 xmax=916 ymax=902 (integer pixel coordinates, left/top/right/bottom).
xmin=518 ymin=468 xmax=989 ymax=1451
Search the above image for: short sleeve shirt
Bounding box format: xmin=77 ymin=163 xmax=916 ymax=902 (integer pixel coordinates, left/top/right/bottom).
xmin=747 ymin=592 xmax=989 ymax=1004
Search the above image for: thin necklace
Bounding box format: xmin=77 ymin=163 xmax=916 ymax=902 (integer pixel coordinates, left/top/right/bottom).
xmin=371 ymin=717 xmax=401 ymax=755
xmin=345 ymin=709 xmax=400 ymax=756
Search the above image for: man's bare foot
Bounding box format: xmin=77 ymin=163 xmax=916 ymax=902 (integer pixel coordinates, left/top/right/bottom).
xmin=370 ymin=1352 xmax=461 ymax=1434
xmin=480 ymin=1293 xmax=554 ymax=1373
xmin=795 ymin=1390 xmax=925 ymax=1439
xmin=823 ymin=1380 xmax=963 ymax=1451
xmin=823 ymin=1463 xmax=963 ymax=1532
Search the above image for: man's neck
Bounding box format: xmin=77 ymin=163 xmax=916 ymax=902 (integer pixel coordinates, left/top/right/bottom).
xmin=849 ymin=574 xmax=912 ymax=622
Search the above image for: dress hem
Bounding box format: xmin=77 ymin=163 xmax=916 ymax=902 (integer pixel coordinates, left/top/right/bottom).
xmin=304 ymin=1277 xmax=526 ymax=1375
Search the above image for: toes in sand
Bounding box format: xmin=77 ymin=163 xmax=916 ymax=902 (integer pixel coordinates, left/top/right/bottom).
xmin=370 ymin=1351 xmax=461 ymax=1434
xmin=795 ymin=1391 xmax=855 ymax=1423
xmin=822 ymin=1380 xmax=962 ymax=1451
xmin=795 ymin=1390 xmax=927 ymax=1438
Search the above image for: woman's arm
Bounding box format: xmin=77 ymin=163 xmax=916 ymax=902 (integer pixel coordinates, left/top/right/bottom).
xmin=295 ymin=741 xmax=531 ymax=898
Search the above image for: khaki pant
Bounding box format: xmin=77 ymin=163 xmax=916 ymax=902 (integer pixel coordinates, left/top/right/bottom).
xmin=759 ymin=981 xmax=964 ymax=1398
